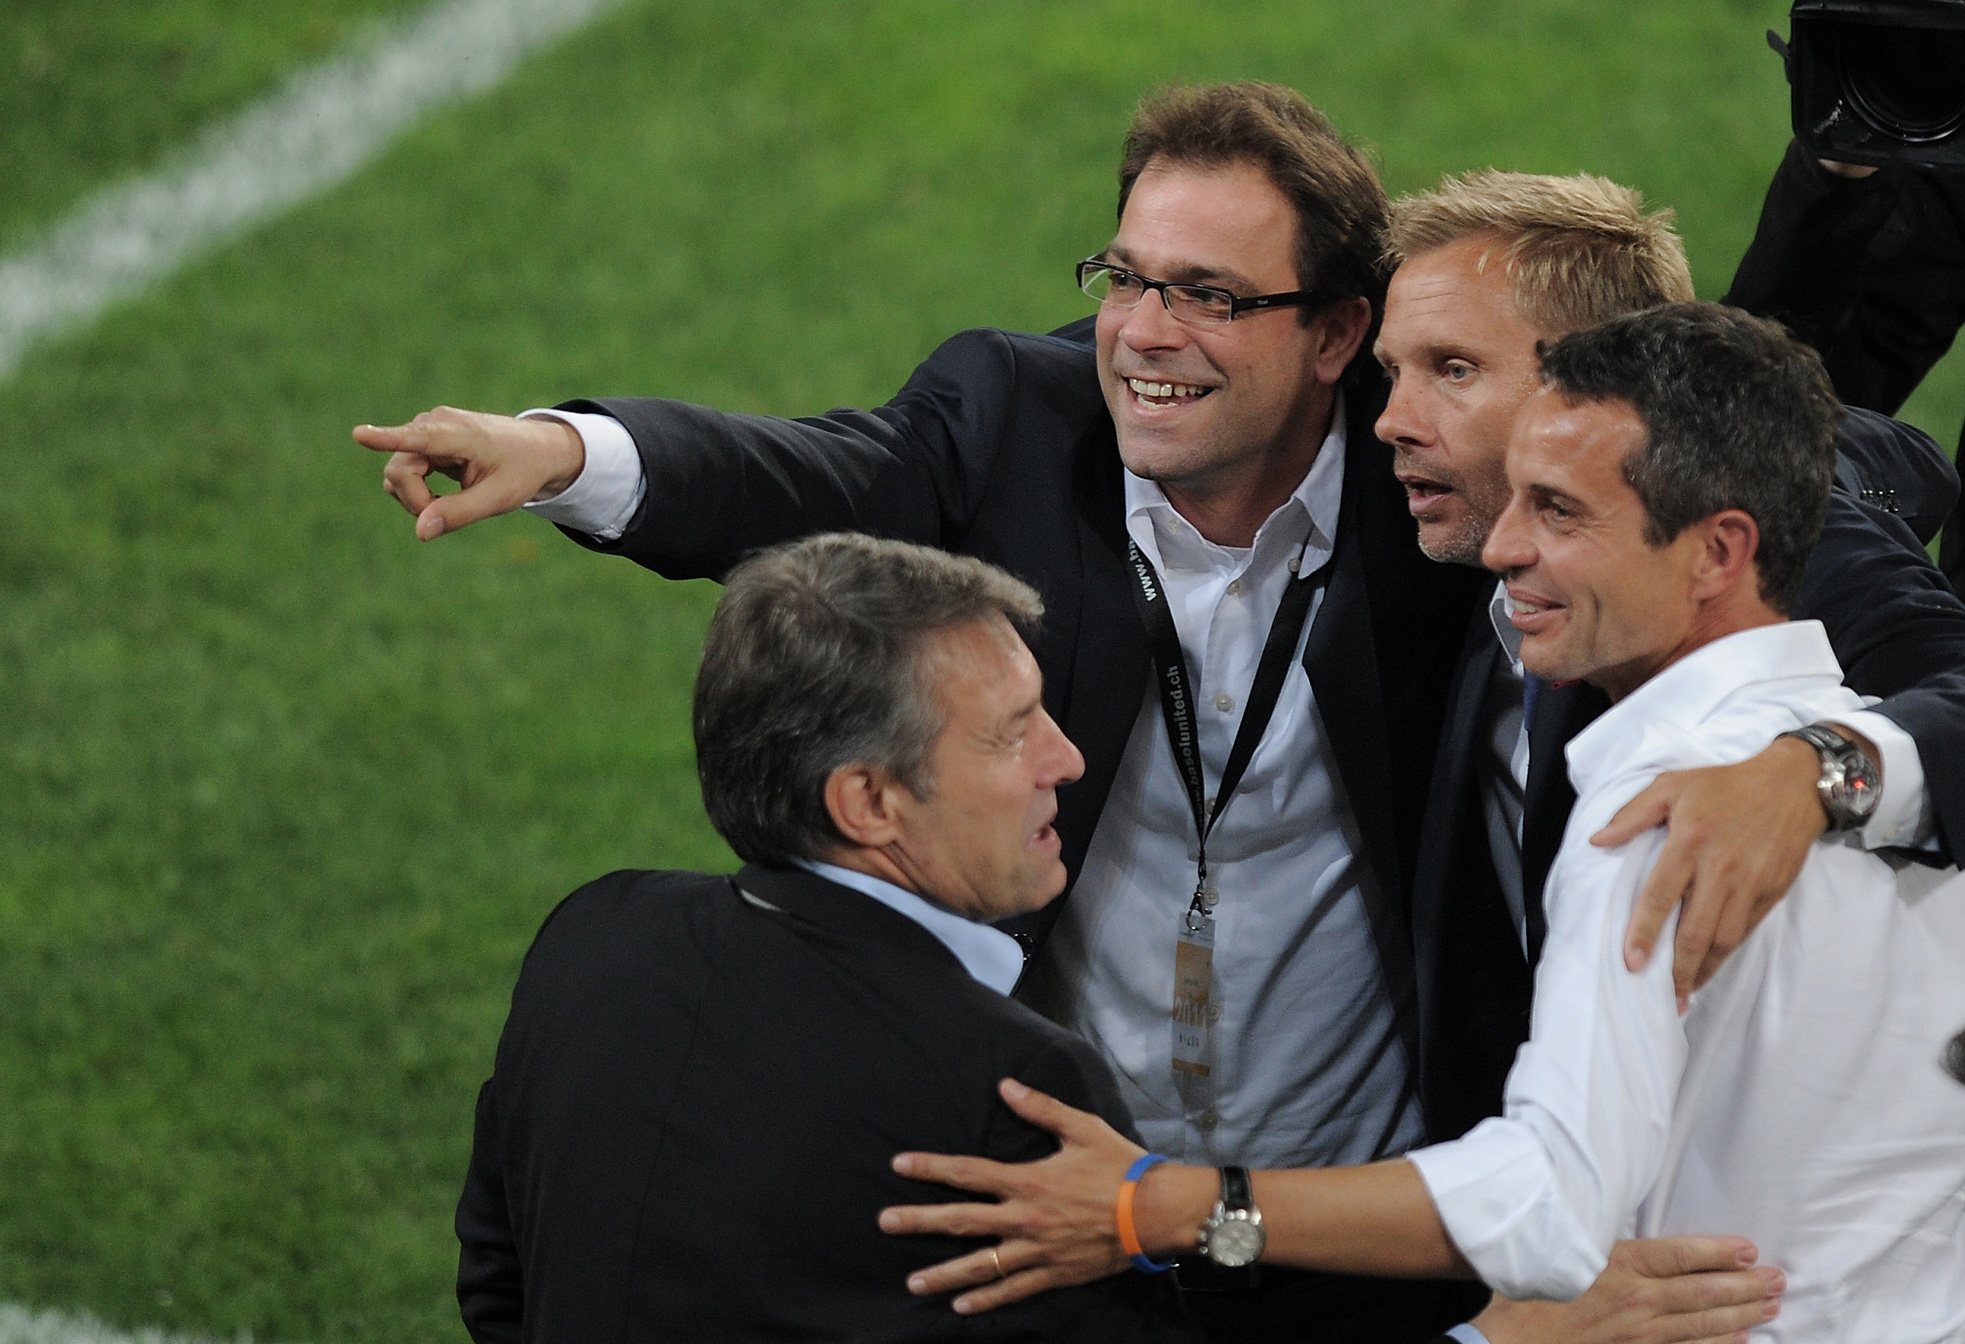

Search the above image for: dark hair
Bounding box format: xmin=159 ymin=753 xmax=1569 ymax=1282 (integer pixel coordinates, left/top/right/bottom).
xmin=692 ymin=533 xmax=1043 ymax=867
xmin=1946 ymin=1028 xmax=1965 ymax=1086
xmin=1118 ymin=82 xmax=1390 ymax=325
xmin=1536 ymin=303 xmax=1841 ymax=613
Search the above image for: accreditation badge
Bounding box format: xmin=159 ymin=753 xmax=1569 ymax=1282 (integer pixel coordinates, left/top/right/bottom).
xmin=1172 ymin=898 xmax=1217 ymax=1082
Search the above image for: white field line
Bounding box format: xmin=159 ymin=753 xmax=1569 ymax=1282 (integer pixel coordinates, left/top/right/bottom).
xmin=0 ymin=1303 xmax=269 ymax=1344
xmin=0 ymin=0 xmax=633 ymax=379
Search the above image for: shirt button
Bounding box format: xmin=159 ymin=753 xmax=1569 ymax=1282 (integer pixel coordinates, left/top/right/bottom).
xmin=1196 ymin=1109 xmax=1220 ymax=1130
xmin=1214 ymin=693 xmax=1235 ymax=712
xmin=1226 ymin=578 xmax=1244 ymax=596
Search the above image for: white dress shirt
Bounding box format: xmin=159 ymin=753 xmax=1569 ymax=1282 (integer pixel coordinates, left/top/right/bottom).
xmin=1478 ymin=582 xmax=1936 ymax=954
xmin=1018 ymin=399 xmax=1426 ymax=1170
xmin=792 ymin=860 xmax=1025 ymax=996
xmin=1410 ymin=621 xmax=1965 ymax=1341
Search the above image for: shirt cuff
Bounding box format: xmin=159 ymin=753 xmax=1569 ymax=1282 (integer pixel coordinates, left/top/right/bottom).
xmin=1406 ymin=1126 xmax=1606 ymax=1303
xmin=517 ymin=409 xmax=646 ymax=542
xmin=1445 ymin=1326 xmax=1493 ymax=1344
xmin=1829 ymin=709 xmax=1935 ymax=850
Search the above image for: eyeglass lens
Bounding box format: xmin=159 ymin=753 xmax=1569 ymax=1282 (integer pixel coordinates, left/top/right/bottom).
xmin=1081 ymin=265 xmax=1236 ymax=324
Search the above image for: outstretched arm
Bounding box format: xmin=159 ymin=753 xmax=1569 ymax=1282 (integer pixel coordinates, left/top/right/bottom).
xmin=882 ymin=1082 xmax=1780 ymax=1341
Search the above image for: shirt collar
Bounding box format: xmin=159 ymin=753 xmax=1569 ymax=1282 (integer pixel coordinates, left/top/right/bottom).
xmin=794 ymin=859 xmax=1025 ymax=995
xmin=1564 ymin=620 xmax=1842 ymax=799
xmin=1121 ymin=388 xmax=1347 ymax=577
xmin=1487 ymin=579 xmax=1526 ymax=675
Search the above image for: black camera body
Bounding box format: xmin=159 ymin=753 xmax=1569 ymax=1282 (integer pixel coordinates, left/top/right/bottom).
xmin=1784 ymin=0 xmax=1965 ymax=170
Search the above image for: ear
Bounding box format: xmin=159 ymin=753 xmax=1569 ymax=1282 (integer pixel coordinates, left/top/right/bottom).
xmin=1690 ymin=509 xmax=1761 ymax=601
xmin=1309 ymin=296 xmax=1374 ymax=386
xmin=823 ymin=762 xmax=907 ymax=849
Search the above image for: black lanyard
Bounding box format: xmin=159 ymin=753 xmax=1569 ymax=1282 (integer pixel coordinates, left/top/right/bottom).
xmin=1126 ymin=537 xmax=1331 ymax=930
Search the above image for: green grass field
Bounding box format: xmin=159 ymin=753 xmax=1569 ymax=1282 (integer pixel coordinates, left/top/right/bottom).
xmin=3 ymin=2 xmax=1960 ymax=1339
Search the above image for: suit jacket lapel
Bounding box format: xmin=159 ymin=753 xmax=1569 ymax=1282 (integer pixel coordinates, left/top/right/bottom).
xmin=1411 ymin=603 xmax=1506 ymax=1008
xmin=1301 ymin=402 xmax=1420 ymax=1050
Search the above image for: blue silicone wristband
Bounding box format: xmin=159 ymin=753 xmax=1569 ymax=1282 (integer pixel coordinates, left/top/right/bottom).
xmin=1120 ymin=1153 xmax=1178 ymax=1273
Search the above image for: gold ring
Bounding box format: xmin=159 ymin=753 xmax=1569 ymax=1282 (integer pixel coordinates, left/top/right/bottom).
xmin=988 ymin=1246 xmax=1004 ymax=1280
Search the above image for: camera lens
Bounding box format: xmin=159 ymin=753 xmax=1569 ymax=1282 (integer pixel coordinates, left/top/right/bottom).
xmin=1837 ymin=21 xmax=1965 ymax=143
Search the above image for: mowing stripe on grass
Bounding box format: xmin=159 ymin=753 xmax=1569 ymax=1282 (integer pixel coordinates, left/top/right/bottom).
xmin=0 ymin=1303 xmax=279 ymax=1344
xmin=0 ymin=0 xmax=632 ymax=380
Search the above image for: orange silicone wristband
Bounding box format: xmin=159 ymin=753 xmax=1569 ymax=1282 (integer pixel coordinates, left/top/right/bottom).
xmin=1117 ymin=1153 xmax=1176 ymax=1272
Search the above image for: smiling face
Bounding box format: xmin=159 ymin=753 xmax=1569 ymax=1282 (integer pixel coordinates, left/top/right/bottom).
xmin=1374 ymin=236 xmax=1551 ymax=566
xmin=1480 ymin=387 xmax=1713 ymax=700
xmin=1094 ymin=158 xmax=1365 ymax=541
xmin=879 ymin=616 xmax=1085 ymax=921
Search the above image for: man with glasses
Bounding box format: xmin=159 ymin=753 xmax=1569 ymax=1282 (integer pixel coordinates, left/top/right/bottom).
xmin=359 ymin=84 xmax=1874 ymax=1341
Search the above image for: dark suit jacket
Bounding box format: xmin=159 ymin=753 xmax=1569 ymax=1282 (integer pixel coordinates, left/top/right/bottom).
xmin=558 ymin=329 xmax=1491 ymax=1018
xmin=457 ymin=863 xmax=1195 ymax=1343
xmin=1409 ymin=441 xmax=1965 ymax=1145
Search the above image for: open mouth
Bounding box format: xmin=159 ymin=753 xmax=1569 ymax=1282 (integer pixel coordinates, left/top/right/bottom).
xmin=1395 ymin=472 xmax=1455 ymax=515
xmin=1504 ymin=587 xmax=1564 ymax=631
xmin=1124 ymin=375 xmax=1215 ymax=408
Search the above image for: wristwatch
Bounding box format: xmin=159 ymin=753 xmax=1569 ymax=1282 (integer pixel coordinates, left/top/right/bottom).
xmin=1196 ymin=1165 xmax=1265 ymax=1268
xmin=1778 ymin=723 xmax=1880 ymax=832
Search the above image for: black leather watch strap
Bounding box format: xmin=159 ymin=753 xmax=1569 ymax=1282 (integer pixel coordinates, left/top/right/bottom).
xmin=1219 ymin=1164 xmax=1254 ymax=1212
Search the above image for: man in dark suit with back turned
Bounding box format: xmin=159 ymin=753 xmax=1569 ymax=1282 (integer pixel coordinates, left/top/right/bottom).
xmin=456 ymin=532 xmax=1193 ymax=1343
xmin=372 ymin=86 xmax=1964 ymax=1343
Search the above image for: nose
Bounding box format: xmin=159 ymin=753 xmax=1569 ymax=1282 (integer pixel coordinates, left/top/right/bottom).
xmin=1481 ymin=492 xmax=1535 ymax=574
xmin=1374 ymin=372 xmax=1429 ymax=448
xmin=1113 ymin=285 xmax=1190 ymax=353
xmin=1035 ymin=708 xmax=1086 ymax=790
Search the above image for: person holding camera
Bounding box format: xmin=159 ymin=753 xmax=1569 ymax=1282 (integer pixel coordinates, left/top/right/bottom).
xmin=1728 ymin=5 xmax=1965 ymax=588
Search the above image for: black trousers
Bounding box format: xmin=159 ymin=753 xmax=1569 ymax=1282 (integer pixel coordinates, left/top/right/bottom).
xmin=1174 ymin=1264 xmax=1489 ymax=1344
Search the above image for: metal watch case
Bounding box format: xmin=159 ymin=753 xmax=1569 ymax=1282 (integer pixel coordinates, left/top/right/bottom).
xmin=1197 ymin=1166 xmax=1266 ymax=1268
xmin=1197 ymin=1206 xmax=1266 ymax=1267
xmin=1781 ymin=724 xmax=1880 ymax=832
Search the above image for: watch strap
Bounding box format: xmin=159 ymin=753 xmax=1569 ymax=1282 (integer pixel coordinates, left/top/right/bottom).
xmin=1219 ymin=1164 xmax=1254 ymax=1212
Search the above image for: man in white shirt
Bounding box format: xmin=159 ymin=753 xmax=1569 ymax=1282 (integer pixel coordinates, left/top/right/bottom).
xmin=955 ymin=303 xmax=1965 ymax=1342
xmin=1411 ymin=303 xmax=1965 ymax=1340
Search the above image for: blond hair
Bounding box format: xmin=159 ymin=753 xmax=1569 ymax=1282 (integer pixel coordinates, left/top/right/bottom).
xmin=1384 ymin=170 xmax=1694 ymax=336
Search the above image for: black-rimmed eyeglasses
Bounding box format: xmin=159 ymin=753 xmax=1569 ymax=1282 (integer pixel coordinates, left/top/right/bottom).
xmin=1076 ymin=258 xmax=1319 ymax=326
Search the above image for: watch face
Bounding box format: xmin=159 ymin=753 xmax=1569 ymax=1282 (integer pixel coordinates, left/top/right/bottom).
xmin=1836 ymin=758 xmax=1880 ymax=820
xmin=1205 ymin=1214 xmax=1265 ymax=1268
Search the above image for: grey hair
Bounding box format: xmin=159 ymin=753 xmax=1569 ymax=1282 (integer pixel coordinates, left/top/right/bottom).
xmin=1536 ymin=303 xmax=1841 ymax=614
xmin=692 ymin=533 xmax=1044 ymax=867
